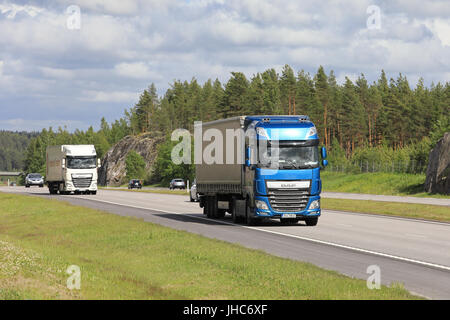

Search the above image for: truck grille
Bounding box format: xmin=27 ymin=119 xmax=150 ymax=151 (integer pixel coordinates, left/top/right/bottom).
xmin=72 ymin=177 xmax=92 ymax=188
xmin=268 ymin=189 xmax=310 ymax=212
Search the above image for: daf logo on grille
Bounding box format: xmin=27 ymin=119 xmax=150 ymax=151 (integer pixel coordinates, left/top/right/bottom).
xmin=267 ymin=181 xmax=311 ymax=189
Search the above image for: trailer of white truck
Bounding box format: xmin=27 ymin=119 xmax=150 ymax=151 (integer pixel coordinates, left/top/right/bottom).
xmin=46 ymin=145 xmax=100 ymax=195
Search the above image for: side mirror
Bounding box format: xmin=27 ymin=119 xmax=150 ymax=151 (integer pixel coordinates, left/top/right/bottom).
xmin=98 ymin=158 xmax=101 ymax=168
xmin=321 ymin=147 xmax=327 ymax=159
xmin=322 ymin=160 xmax=328 ymax=167
xmin=62 ymin=159 xmax=66 ymax=169
xmin=245 ymin=147 xmax=251 ymax=168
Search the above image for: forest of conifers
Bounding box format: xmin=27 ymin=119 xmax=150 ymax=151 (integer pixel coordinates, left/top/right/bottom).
xmin=129 ymin=65 xmax=448 ymax=151
xmin=4 ymin=65 xmax=449 ymax=178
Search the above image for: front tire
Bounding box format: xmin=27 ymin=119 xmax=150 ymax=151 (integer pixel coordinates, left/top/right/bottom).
xmin=246 ymin=203 xmax=257 ymax=226
xmin=305 ymin=217 xmax=319 ymax=226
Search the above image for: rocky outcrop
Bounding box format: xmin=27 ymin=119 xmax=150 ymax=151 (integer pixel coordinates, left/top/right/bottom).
xmin=99 ymin=133 xmax=165 ymax=186
xmin=424 ymin=132 xmax=450 ymax=194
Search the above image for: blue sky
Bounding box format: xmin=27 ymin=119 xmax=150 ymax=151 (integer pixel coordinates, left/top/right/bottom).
xmin=0 ymin=0 xmax=449 ymax=132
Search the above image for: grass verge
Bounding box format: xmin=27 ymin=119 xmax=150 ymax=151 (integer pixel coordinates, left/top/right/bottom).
xmin=321 ymin=172 xmax=448 ymax=198
xmin=322 ymin=199 xmax=450 ymax=223
xmin=0 ymin=192 xmax=418 ymax=300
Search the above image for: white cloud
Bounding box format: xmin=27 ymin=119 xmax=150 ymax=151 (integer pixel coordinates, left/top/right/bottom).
xmin=0 ymin=118 xmax=86 ymax=132
xmin=0 ymin=3 xmax=44 ymax=18
xmin=81 ymin=90 xmax=139 ymax=103
xmin=114 ymin=62 xmax=161 ymax=80
xmin=424 ymin=18 xmax=450 ymax=47
xmin=40 ymin=67 xmax=74 ymax=80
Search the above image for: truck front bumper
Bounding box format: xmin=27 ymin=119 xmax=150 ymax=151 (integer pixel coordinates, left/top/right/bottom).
xmin=253 ymin=195 xmax=321 ymax=219
xmin=64 ymin=181 xmax=98 ymax=192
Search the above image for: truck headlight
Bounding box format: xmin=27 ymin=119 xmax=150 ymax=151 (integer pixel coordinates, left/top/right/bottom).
xmin=255 ymin=200 xmax=269 ymax=211
xmin=309 ymin=200 xmax=320 ymax=210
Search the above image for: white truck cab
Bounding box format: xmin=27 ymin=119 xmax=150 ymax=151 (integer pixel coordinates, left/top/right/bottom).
xmin=46 ymin=145 xmax=100 ymax=195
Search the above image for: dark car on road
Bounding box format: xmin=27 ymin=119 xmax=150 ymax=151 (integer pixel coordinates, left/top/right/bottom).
xmin=170 ymin=179 xmax=186 ymax=190
xmin=128 ymin=179 xmax=143 ymax=190
xmin=25 ymin=173 xmax=44 ymax=188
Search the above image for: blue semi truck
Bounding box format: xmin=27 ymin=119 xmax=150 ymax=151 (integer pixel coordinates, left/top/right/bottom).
xmin=196 ymin=115 xmax=328 ymax=226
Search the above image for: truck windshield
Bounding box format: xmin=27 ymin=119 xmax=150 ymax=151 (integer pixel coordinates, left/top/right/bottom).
xmin=67 ymin=156 xmax=97 ymax=169
xmin=259 ymin=144 xmax=319 ymax=169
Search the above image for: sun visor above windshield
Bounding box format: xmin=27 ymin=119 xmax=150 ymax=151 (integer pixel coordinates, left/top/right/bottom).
xmin=257 ymin=125 xmax=319 ymax=141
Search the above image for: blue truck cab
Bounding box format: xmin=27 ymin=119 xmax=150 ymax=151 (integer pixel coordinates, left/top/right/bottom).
xmin=244 ymin=116 xmax=328 ymax=225
xmin=197 ymin=115 xmax=328 ymax=226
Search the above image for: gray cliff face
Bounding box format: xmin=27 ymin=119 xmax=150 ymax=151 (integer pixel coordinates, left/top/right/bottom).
xmin=99 ymin=133 xmax=164 ymax=186
xmin=425 ymin=132 xmax=450 ymax=195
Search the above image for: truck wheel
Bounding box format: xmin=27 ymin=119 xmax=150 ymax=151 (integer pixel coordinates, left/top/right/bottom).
xmin=231 ymin=199 xmax=241 ymax=223
xmin=203 ymin=201 xmax=209 ymax=215
xmin=216 ymin=209 xmax=226 ymax=219
xmin=305 ymin=217 xmax=319 ymax=226
xmin=246 ymin=204 xmax=256 ymax=226
xmin=205 ymin=196 xmax=214 ymax=218
xmin=209 ymin=197 xmax=219 ymax=219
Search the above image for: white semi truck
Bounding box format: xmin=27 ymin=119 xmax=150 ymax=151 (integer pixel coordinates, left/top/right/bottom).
xmin=46 ymin=145 xmax=100 ymax=195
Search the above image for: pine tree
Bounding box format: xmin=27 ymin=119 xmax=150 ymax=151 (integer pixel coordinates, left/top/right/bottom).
xmin=222 ymin=72 xmax=249 ymax=118
xmin=279 ymin=64 xmax=297 ymax=115
xmin=314 ymin=66 xmax=330 ymax=147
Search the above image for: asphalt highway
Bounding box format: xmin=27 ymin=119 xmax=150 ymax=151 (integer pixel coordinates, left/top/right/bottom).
xmin=1 ymin=187 xmax=449 ymax=299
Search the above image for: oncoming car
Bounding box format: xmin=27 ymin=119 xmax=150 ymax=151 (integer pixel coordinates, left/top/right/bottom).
xmin=25 ymin=173 xmax=44 ymax=188
xmin=170 ymin=179 xmax=186 ymax=190
xmin=128 ymin=179 xmax=143 ymax=190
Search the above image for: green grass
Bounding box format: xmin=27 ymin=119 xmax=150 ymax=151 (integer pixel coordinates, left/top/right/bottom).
xmin=322 ymin=199 xmax=450 ymax=223
xmin=0 ymin=192 xmax=418 ymax=300
xmin=321 ymin=172 xmax=449 ymax=198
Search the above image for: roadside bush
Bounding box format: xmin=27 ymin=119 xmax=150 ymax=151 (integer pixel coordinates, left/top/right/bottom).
xmin=151 ymin=137 xmax=194 ymax=186
xmin=125 ymin=151 xmax=146 ymax=181
xmin=326 ymin=137 xmax=433 ymax=174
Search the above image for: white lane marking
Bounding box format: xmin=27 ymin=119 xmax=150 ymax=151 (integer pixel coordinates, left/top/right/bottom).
xmin=71 ymin=195 xmax=450 ymax=272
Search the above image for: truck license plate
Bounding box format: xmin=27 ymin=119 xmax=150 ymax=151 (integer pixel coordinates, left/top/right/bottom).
xmin=282 ymin=214 xmax=296 ymax=218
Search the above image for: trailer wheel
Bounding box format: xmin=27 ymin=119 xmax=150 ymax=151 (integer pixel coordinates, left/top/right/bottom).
xmin=205 ymin=196 xmax=215 ymax=218
xmin=203 ymin=202 xmax=209 ymax=215
xmin=210 ymin=197 xmax=219 ymax=219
